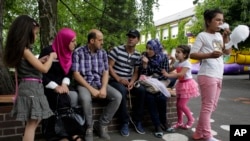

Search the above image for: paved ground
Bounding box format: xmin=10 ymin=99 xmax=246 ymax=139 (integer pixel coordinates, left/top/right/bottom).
xmin=37 ymin=74 xmax=250 ymax=141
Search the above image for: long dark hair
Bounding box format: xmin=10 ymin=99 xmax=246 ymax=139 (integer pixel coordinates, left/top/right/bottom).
xmin=204 ymin=8 xmax=223 ymax=29
xmin=3 ymin=15 xmax=39 ymax=67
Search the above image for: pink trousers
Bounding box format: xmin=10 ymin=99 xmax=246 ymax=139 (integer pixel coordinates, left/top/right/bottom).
xmin=195 ymin=75 xmax=222 ymax=139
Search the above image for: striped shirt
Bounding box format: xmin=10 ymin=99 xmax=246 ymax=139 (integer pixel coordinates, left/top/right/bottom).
xmin=72 ymin=45 xmax=108 ymax=88
xmin=108 ymin=45 xmax=141 ymax=79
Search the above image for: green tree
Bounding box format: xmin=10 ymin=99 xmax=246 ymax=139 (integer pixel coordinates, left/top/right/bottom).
xmin=0 ymin=0 xmax=159 ymax=94
xmin=0 ymin=0 xmax=14 ymax=94
xmin=190 ymin=0 xmax=250 ymax=49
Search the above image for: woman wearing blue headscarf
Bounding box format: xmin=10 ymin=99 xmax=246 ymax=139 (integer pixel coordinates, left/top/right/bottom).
xmin=139 ymin=39 xmax=175 ymax=138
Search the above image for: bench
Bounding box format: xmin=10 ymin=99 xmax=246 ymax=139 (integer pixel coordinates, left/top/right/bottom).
xmin=0 ymin=92 xmax=177 ymax=140
xmin=0 ymin=95 xmax=14 ymax=103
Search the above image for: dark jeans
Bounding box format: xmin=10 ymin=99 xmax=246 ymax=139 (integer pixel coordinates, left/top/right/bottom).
xmin=109 ymin=80 xmax=146 ymax=125
xmin=146 ymin=92 xmax=167 ymax=127
xmin=168 ymin=77 xmax=177 ymax=88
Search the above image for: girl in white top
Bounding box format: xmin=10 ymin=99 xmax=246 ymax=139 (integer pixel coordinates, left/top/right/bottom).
xmin=162 ymin=45 xmax=200 ymax=130
xmin=190 ymin=8 xmax=231 ymax=141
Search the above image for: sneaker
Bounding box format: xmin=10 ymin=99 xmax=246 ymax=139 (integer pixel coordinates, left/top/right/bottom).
xmin=120 ymin=123 xmax=129 ymax=136
xmin=130 ymin=117 xmax=145 ymax=134
xmin=160 ymin=123 xmax=175 ymax=133
xmin=93 ymin=121 xmax=110 ymax=140
xmin=84 ymin=127 xmax=93 ymax=141
xmin=154 ymin=126 xmax=163 ymax=138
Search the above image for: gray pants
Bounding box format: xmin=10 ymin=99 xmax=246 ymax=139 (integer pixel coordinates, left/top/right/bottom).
xmin=68 ymin=91 xmax=78 ymax=107
xmin=77 ymin=85 xmax=122 ymax=127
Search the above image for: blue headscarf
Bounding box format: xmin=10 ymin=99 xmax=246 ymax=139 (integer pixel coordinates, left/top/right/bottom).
xmin=146 ymin=39 xmax=165 ymax=66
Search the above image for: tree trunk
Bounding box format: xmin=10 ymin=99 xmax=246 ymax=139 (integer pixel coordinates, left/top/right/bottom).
xmin=38 ymin=0 xmax=58 ymax=49
xmin=0 ymin=0 xmax=15 ymax=94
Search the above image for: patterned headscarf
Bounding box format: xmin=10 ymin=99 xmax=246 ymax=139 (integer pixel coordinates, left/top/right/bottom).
xmin=146 ymin=39 xmax=165 ymax=66
xmin=52 ymin=28 xmax=76 ymax=74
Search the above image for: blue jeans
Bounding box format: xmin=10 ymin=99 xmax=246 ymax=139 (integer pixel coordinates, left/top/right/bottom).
xmin=146 ymin=92 xmax=167 ymax=127
xmin=109 ymin=80 xmax=146 ymax=124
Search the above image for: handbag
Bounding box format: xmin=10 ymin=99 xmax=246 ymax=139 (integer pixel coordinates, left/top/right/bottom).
xmin=42 ymin=94 xmax=85 ymax=140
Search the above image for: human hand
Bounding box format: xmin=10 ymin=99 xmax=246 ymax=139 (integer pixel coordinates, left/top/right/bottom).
xmin=39 ymin=55 xmax=49 ymax=63
xmin=54 ymin=85 xmax=68 ymax=94
xmin=142 ymin=55 xmax=149 ymax=64
xmin=90 ymin=88 xmax=100 ymax=98
xmin=210 ymin=51 xmax=223 ymax=58
xmin=98 ymin=87 xmax=107 ymax=99
xmin=61 ymin=84 xmax=69 ymax=93
xmin=119 ymin=78 xmax=129 ymax=86
xmin=127 ymin=82 xmax=134 ymax=90
xmin=222 ymin=28 xmax=231 ymax=37
xmin=161 ymin=69 xmax=168 ymax=77
xmin=50 ymin=52 xmax=57 ymax=59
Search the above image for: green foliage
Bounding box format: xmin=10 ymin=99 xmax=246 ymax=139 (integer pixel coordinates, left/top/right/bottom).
xmin=162 ymin=39 xmax=178 ymax=53
xmin=189 ymin=0 xmax=250 ymax=49
xmin=57 ymin=0 xmax=159 ymax=50
xmin=177 ymin=20 xmax=188 ymax=45
xmin=2 ymin=0 xmax=158 ymax=53
xmin=135 ymin=43 xmax=146 ymax=53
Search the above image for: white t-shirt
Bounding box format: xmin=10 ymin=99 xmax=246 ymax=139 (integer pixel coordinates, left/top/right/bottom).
xmin=190 ymin=32 xmax=224 ymax=79
xmin=174 ymin=60 xmax=192 ymax=80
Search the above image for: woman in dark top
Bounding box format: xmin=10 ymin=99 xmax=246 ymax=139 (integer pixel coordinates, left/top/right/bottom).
xmin=39 ymin=28 xmax=82 ymax=141
xmin=139 ymin=39 xmax=175 ymax=138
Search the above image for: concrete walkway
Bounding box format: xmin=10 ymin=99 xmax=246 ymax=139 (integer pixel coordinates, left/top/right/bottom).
xmin=37 ymin=74 xmax=250 ymax=141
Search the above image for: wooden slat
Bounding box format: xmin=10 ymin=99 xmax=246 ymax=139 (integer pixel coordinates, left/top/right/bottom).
xmin=0 ymin=95 xmax=14 ymax=103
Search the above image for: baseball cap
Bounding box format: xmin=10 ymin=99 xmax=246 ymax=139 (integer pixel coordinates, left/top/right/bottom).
xmin=126 ymin=29 xmax=140 ymax=38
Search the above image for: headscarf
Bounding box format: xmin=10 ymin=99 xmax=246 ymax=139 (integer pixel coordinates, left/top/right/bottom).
xmin=52 ymin=28 xmax=76 ymax=74
xmin=146 ymin=39 xmax=165 ymax=66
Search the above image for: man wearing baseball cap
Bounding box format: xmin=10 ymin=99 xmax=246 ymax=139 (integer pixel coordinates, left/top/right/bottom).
xmin=126 ymin=29 xmax=140 ymax=38
xmin=108 ymin=29 xmax=146 ymax=136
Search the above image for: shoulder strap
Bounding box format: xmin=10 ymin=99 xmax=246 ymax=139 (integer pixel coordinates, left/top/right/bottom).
xmin=13 ymin=68 xmax=18 ymax=103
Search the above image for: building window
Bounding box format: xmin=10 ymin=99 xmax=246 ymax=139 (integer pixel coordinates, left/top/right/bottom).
xmin=162 ymin=29 xmax=168 ymax=40
xmin=171 ymin=24 xmax=178 ymax=39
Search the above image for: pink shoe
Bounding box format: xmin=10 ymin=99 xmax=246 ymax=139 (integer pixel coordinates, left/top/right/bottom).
xmin=192 ymin=132 xmax=203 ymax=140
xmin=181 ymin=124 xmax=192 ymax=129
xmin=171 ymin=123 xmax=183 ymax=129
xmin=182 ymin=119 xmax=195 ymax=129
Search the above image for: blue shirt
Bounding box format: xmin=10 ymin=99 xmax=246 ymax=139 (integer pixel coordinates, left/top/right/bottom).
xmin=72 ymin=45 xmax=108 ymax=88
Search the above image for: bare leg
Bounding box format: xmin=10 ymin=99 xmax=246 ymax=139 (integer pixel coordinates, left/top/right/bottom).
xmin=22 ymin=119 xmax=40 ymax=141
